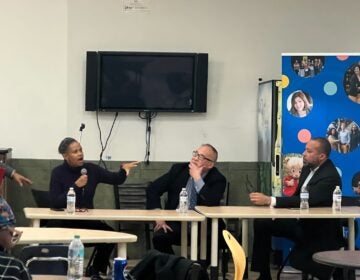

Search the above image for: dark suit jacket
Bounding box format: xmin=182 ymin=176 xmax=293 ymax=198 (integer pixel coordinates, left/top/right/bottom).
xmin=276 ymin=159 xmax=344 ymax=273
xmin=146 ymin=163 xmax=226 ymax=210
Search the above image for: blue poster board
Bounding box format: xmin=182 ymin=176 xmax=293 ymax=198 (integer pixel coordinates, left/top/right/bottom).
xmin=282 ymin=54 xmax=360 ymax=246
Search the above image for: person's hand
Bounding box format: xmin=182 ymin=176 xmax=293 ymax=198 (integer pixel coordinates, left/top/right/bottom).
xmin=121 ymin=161 xmax=141 ymax=176
xmin=249 ymin=192 xmax=271 ymax=206
xmin=75 ymin=175 xmax=87 ymax=188
xmin=188 ymin=162 xmax=203 ymax=181
xmin=12 ymin=172 xmax=32 ymax=187
xmin=154 ymin=220 xmax=173 ymax=233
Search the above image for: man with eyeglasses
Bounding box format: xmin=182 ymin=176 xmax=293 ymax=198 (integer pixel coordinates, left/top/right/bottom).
xmin=146 ymin=143 xmax=226 ymax=262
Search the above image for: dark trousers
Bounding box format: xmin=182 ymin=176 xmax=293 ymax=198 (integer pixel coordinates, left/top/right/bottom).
xmin=152 ymin=219 xmax=225 ymax=265
xmin=251 ymin=218 xmax=301 ymax=275
xmin=251 ymin=218 xmax=335 ymax=280
xmin=47 ymin=219 xmax=115 ymax=273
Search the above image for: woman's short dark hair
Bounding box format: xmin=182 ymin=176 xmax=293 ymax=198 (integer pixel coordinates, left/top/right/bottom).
xmin=58 ymin=137 xmax=77 ymax=154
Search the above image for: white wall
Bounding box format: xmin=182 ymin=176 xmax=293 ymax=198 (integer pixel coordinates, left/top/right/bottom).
xmin=0 ymin=1 xmax=67 ymax=159
xmin=1 ymin=0 xmax=359 ymax=161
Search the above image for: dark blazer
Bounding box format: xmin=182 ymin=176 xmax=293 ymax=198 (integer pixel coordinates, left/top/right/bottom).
xmin=146 ymin=163 xmax=226 ymax=210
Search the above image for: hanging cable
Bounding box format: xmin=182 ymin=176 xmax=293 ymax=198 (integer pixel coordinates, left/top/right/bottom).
xmin=96 ymin=111 xmax=118 ymax=169
xmin=139 ymin=111 xmax=157 ymax=165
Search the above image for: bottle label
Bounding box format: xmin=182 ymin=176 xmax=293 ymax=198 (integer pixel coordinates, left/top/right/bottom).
xmin=67 ymin=196 xmax=75 ymax=203
xmin=300 ymin=192 xmax=309 ymax=199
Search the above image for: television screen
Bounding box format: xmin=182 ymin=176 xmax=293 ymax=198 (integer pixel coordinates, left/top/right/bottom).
xmin=85 ymin=51 xmax=208 ymax=112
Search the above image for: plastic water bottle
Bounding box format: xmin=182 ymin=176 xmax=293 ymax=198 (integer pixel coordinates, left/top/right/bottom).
xmin=300 ymin=185 xmax=309 ymax=210
xmin=67 ymin=235 xmax=84 ymax=280
xmin=67 ymin=187 xmax=76 ymax=214
xmin=332 ymin=185 xmax=342 ymax=212
xmin=179 ymin=187 xmax=188 ymax=213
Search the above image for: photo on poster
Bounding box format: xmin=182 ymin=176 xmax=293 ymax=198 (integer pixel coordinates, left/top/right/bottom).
xmin=291 ymin=56 xmax=325 ymax=78
xmin=282 ymin=153 xmax=303 ymax=197
xmin=352 ymin=171 xmax=360 ymax=196
xmin=287 ymin=90 xmax=313 ymax=118
xmin=343 ymin=61 xmax=360 ymax=104
xmin=326 ymin=118 xmax=360 ymax=153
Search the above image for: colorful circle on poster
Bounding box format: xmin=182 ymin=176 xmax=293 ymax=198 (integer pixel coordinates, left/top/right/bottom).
xmin=324 ymin=81 xmax=337 ymax=96
xmin=282 ymin=75 xmax=289 ymax=88
xmin=298 ymin=129 xmax=311 ymax=143
xmin=337 ymin=56 xmax=349 ymax=61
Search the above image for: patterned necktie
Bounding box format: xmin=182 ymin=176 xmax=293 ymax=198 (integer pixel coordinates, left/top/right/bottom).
xmin=186 ymin=178 xmax=197 ymax=209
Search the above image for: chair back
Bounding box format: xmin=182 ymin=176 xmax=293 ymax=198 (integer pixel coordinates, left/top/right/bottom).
xmin=30 ymin=189 xmax=51 ymax=227
xmin=222 ymin=230 xmax=246 ymax=280
xmin=113 ymin=182 xmax=150 ymax=209
xmin=220 ymin=181 xmax=230 ymax=206
xmin=18 ymin=244 xmax=68 ymax=275
xmin=113 ymin=182 xmax=152 ymax=251
xmin=31 ymin=189 xmax=50 ymax=208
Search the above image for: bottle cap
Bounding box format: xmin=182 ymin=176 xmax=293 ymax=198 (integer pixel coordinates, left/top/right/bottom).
xmin=74 ymin=235 xmax=80 ymax=239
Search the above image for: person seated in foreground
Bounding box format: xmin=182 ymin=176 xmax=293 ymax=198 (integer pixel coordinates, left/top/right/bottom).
xmin=48 ymin=137 xmax=139 ymax=279
xmin=146 ymin=143 xmax=226 ymax=264
xmin=249 ymin=137 xmax=344 ymax=280
xmin=0 ymin=252 xmax=31 ymax=280
xmin=0 ymin=163 xmax=32 ymax=187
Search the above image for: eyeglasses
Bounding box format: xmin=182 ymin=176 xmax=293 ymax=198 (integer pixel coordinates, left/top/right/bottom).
xmin=192 ymin=151 xmax=214 ymax=162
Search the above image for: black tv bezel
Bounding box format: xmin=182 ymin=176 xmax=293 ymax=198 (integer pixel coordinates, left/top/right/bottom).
xmin=85 ymin=51 xmax=208 ymax=113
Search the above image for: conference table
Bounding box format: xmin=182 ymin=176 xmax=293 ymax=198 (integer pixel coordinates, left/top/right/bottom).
xmin=23 ymin=207 xmax=205 ymax=260
xmin=313 ymin=250 xmax=360 ymax=280
xmin=16 ymin=227 xmax=137 ymax=258
xmin=195 ymin=205 xmax=360 ymax=280
xmin=313 ymin=250 xmax=360 ymax=269
xmin=33 ymin=276 xmax=90 ymax=280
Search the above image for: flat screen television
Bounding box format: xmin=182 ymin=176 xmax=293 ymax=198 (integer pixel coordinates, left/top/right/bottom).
xmin=85 ymin=51 xmax=208 ymax=112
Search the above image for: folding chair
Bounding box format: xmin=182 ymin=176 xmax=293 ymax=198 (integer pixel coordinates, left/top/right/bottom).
xmin=18 ymin=244 xmax=68 ymax=275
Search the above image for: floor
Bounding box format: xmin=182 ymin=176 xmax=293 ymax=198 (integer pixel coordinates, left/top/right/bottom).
xmin=126 ymin=259 xmax=305 ymax=280
xmin=122 ymin=259 xmax=360 ymax=280
xmin=228 ymin=265 xmax=360 ymax=280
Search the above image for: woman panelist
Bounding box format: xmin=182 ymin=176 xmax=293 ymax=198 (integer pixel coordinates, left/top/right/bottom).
xmin=49 ymin=137 xmax=139 ymax=279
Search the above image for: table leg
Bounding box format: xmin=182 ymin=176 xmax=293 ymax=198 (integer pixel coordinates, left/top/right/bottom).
xmin=117 ymin=243 xmax=127 ymax=259
xmin=210 ymin=218 xmax=218 ymax=280
xmin=242 ymin=219 xmax=249 ymax=279
xmin=348 ymin=218 xmax=355 ymax=250
xmin=190 ymin=221 xmax=198 ymax=260
xmin=181 ymin=221 xmax=187 ymax=257
xmin=32 ymin=219 xmax=40 ymax=228
xmin=242 ymin=219 xmax=248 ymax=256
xmin=200 ymin=220 xmax=207 ymax=261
